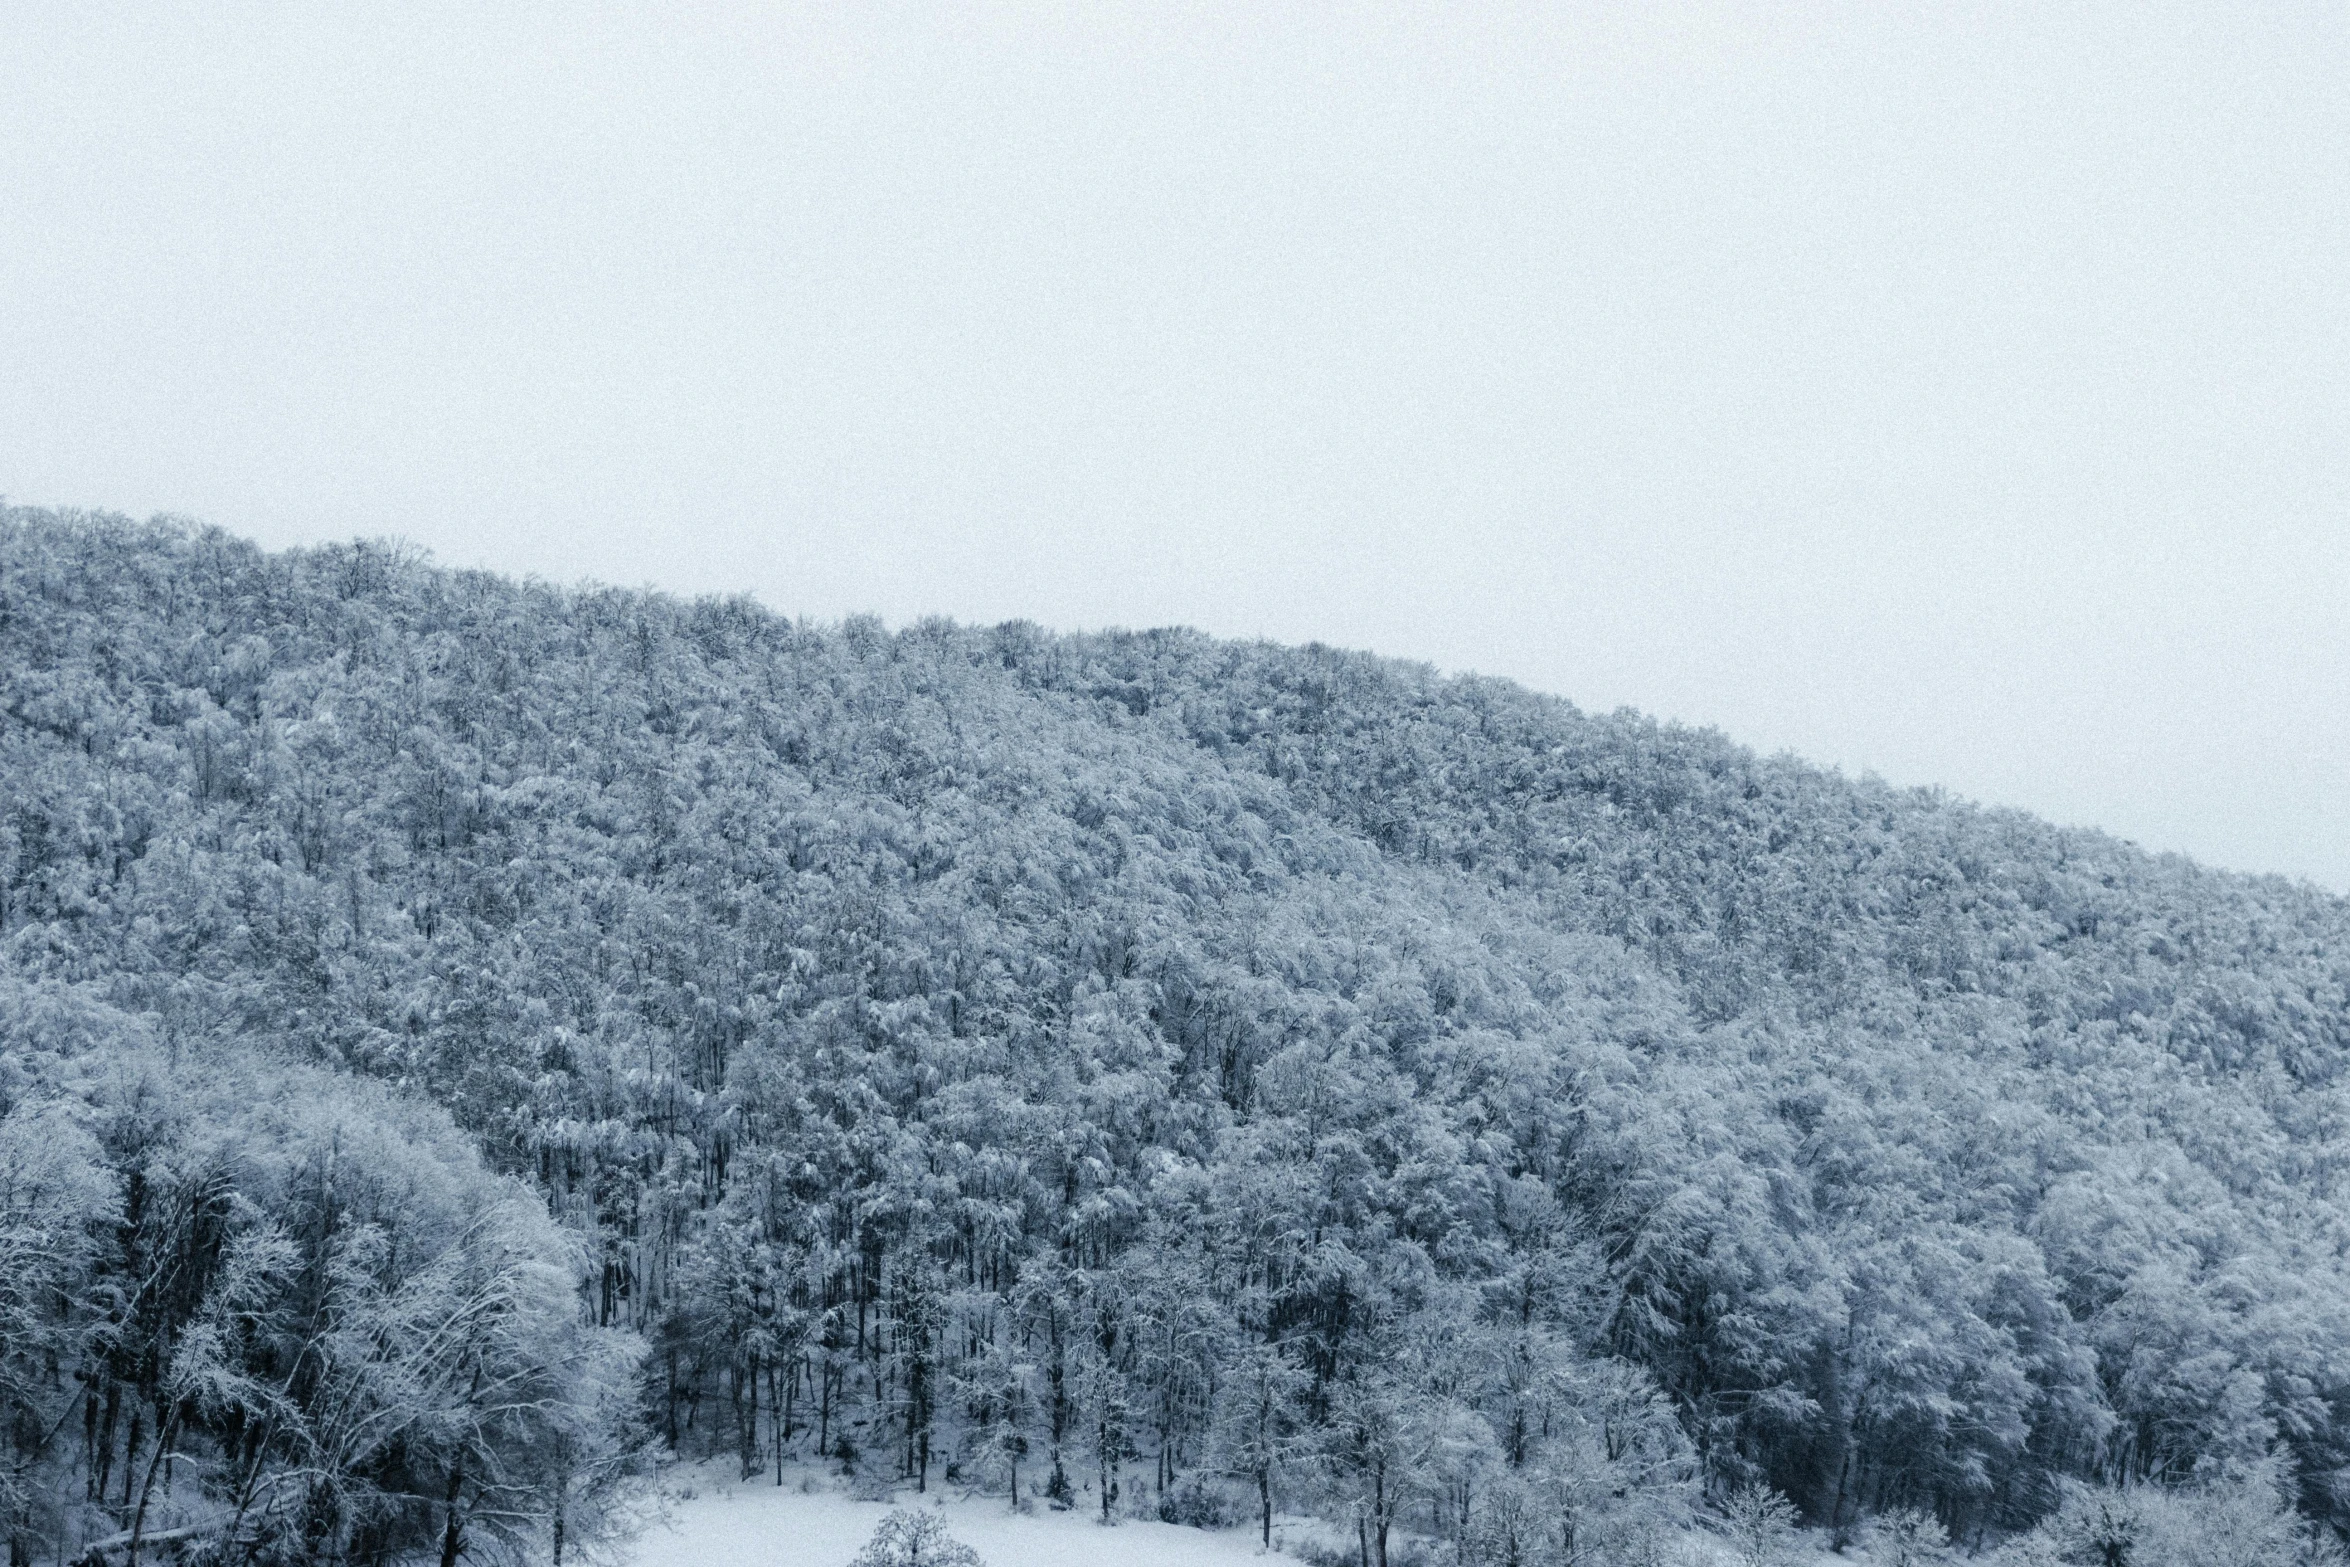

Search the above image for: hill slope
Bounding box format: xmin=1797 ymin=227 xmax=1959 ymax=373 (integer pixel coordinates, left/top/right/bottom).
xmin=4 ymin=509 xmax=2349 ymax=1561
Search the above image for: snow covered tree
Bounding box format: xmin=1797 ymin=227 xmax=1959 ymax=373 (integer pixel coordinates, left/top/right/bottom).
xmin=0 ymin=1103 xmax=114 ymax=1566
xmin=953 ymin=1310 xmax=1038 ymax=1509
xmin=1209 ymin=1341 xmax=1309 ymax=1546
xmin=1870 ymin=1505 xmax=1951 ymax=1567
xmin=849 ymin=1508 xmax=984 ymax=1567
xmin=1717 ymin=1483 xmax=1799 ymax=1567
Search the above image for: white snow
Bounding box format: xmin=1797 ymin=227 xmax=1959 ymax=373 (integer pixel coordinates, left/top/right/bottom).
xmin=619 ymin=1463 xmax=1861 ymax=1567
xmin=624 ymin=1464 xmax=1319 ymax=1567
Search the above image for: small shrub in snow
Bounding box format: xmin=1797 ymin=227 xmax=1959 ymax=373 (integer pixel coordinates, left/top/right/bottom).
xmin=1989 ymin=1471 xmax=2346 ymax=1567
xmin=848 ymin=1508 xmax=985 ymax=1567
xmin=1159 ymin=1471 xmax=1243 ymax=1530
xmin=1870 ymin=1507 xmax=1950 ymax=1567
xmin=1290 ymin=1538 xmax=1364 ymax=1567
xmin=1717 ymin=1483 xmax=1799 ymax=1567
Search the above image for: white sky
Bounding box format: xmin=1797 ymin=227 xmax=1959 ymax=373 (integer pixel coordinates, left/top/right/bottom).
xmin=4 ymin=4 xmax=2347 ymax=890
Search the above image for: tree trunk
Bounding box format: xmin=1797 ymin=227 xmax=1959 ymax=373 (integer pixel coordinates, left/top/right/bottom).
xmin=1047 ymin=1308 xmax=1069 ymax=1504
xmin=439 ymin=1459 xmax=465 ymax=1567
xmin=125 ymin=1409 xmax=179 ymax=1567
xmin=819 ymin=1357 xmax=833 ymax=1460
xmin=93 ymin=1379 xmax=120 ymax=1504
xmin=915 ymin=1357 xmax=929 ymax=1492
xmin=119 ymin=1406 xmax=143 ymax=1509
xmin=771 ymin=1358 xmax=790 ymax=1483
xmin=1828 ymin=1439 xmax=1857 ymax=1547
xmin=734 ymin=1353 xmax=760 ymax=1478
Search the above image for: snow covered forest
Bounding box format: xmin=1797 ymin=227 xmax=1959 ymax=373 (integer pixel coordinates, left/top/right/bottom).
xmin=6 ymin=508 xmax=2350 ymax=1564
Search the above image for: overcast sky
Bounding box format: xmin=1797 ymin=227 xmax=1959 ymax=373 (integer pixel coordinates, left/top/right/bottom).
xmin=4 ymin=4 xmax=2346 ymax=889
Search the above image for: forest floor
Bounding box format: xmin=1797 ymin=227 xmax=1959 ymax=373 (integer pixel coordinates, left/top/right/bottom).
xmin=619 ymin=1462 xmax=1848 ymax=1567
xmin=623 ymin=1461 xmax=1328 ymax=1567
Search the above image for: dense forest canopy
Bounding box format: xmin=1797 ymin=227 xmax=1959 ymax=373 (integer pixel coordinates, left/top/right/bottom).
xmin=4 ymin=508 xmax=2350 ymax=1564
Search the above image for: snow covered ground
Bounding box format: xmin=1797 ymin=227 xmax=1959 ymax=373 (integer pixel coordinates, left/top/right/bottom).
xmin=618 ymin=1464 xmax=1848 ymax=1567
xmin=625 ymin=1464 xmax=1323 ymax=1567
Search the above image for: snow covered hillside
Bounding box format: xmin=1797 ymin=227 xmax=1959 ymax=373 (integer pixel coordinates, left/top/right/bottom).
xmin=11 ymin=514 xmax=2350 ymax=1564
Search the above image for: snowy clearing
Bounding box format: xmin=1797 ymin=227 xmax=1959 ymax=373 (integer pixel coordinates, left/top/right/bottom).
xmin=625 ymin=1465 xmax=1318 ymax=1567
xmin=618 ymin=1464 xmax=1850 ymax=1567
